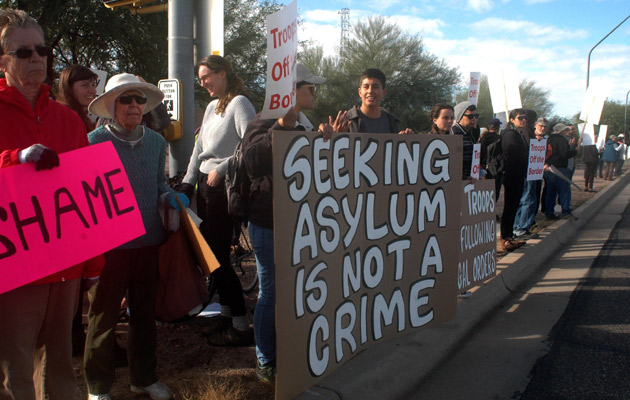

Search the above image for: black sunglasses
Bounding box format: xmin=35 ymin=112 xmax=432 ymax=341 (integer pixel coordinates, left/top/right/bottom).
xmin=4 ymin=45 xmax=52 ymax=59
xmin=463 ymin=113 xmax=480 ymax=119
xmin=118 ymin=95 xmax=148 ymax=105
xmin=517 ymin=116 xmax=528 ymax=121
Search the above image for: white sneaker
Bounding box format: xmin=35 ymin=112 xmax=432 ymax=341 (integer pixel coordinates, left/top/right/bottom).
xmin=130 ymin=381 xmax=173 ymax=400
xmin=88 ymin=394 xmax=111 ymax=400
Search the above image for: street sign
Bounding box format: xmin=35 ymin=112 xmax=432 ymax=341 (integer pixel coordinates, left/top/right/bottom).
xmin=158 ymin=79 xmax=181 ymax=122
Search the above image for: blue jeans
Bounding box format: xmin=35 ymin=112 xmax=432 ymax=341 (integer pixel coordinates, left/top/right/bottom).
xmin=544 ymin=168 xmax=571 ymax=216
xmin=248 ymin=222 xmax=276 ymax=365
xmin=513 ymin=179 xmax=541 ymax=234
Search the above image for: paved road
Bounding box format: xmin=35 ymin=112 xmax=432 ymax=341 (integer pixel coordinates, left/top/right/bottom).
xmin=405 ymin=181 xmax=630 ymax=400
xmin=520 ymin=200 xmax=630 ymax=400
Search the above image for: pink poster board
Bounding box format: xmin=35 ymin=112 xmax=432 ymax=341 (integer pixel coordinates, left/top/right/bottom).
xmin=0 ymin=142 xmax=145 ymax=294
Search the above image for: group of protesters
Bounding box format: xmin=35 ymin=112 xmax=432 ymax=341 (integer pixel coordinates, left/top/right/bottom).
xmin=2 ymin=6 xmax=628 ymax=400
xmin=0 ymin=8 xmax=405 ymax=399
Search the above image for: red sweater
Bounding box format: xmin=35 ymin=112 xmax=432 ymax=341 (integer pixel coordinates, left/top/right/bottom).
xmin=0 ymin=79 xmax=103 ymax=283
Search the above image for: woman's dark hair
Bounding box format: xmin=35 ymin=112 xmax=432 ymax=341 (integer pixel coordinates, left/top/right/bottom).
xmin=197 ymin=55 xmax=249 ymax=115
xmin=57 ymin=65 xmax=98 ymax=131
xmin=431 ymin=103 xmax=454 ymax=121
xmin=430 ymin=103 xmax=454 ymax=134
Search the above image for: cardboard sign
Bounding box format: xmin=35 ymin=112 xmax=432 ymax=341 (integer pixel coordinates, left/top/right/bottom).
xmin=471 ymin=143 xmax=481 ymax=179
xmin=0 ymin=142 xmax=144 ymax=294
xmin=261 ymin=0 xmax=298 ymax=119
xmin=91 ymin=68 xmax=107 ymax=96
xmin=597 ymin=125 xmax=608 ymax=149
xmin=90 ymin=68 xmax=108 ymax=123
xmin=578 ymin=122 xmax=596 ymax=146
xmin=527 ymin=137 xmax=547 ymax=181
xmin=488 ymin=66 xmax=522 ymax=117
xmin=467 ymin=72 xmax=481 ymax=106
xmin=273 ymin=132 xmax=463 ymax=399
xmin=580 ymin=78 xmax=609 ymax=125
xmin=457 ymin=180 xmax=497 ymax=293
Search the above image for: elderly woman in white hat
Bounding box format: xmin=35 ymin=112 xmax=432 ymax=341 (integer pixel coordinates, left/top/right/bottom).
xmin=83 ymin=73 xmax=187 ymax=400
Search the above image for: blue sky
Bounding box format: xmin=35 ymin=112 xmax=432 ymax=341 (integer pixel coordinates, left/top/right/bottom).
xmin=289 ymin=0 xmax=630 ymax=118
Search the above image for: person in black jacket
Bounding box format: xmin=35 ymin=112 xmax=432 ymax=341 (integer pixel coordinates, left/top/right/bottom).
xmin=345 ymin=68 xmax=413 ymax=135
xmin=241 ymin=63 xmax=338 ymax=385
xmin=500 ymin=109 xmax=530 ymax=251
xmin=544 ymin=123 xmax=578 ymax=219
xmin=479 ymin=118 xmax=503 ymax=200
xmin=451 ymin=101 xmax=481 ymax=179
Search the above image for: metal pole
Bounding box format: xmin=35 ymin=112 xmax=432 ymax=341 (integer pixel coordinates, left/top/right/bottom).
xmin=624 ymin=89 xmax=630 ymax=143
xmin=195 ymin=0 xmax=212 ymax=64
xmin=167 ymin=0 xmax=195 ymax=177
xmin=586 ymin=14 xmax=630 ymax=89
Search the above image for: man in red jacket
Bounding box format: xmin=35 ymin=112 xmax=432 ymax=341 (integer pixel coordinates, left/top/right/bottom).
xmin=0 ymin=9 xmax=102 ymax=400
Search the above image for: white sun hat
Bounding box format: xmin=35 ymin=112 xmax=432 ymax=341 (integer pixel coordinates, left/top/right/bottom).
xmin=88 ymin=73 xmax=164 ymax=119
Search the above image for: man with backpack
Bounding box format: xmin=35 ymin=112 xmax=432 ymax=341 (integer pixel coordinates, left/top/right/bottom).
xmin=544 ymin=123 xmax=578 ymax=220
xmin=238 ymin=63 xmax=341 ymax=384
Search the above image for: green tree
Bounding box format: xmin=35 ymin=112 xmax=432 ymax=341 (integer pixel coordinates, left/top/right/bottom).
xmin=302 ymin=17 xmax=460 ymax=132
xmin=221 ymin=0 xmax=281 ymax=111
xmin=1 ymin=0 xmax=279 ymax=111
xmin=1 ymin=0 xmax=169 ymax=86
xmin=519 ymin=79 xmax=553 ymax=118
xmin=599 ymin=100 xmax=626 ymax=136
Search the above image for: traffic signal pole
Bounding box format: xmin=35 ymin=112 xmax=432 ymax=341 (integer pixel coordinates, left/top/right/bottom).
xmin=167 ymin=0 xmax=195 ymax=177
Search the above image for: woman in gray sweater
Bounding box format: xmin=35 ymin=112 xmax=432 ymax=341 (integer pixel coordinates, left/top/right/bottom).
xmin=181 ymin=55 xmax=256 ymax=345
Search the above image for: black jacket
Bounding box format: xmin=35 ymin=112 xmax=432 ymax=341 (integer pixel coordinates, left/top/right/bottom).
xmin=347 ymin=105 xmax=401 ymax=134
xmin=241 ymin=113 xmax=308 ymax=229
xmin=545 ymin=133 xmax=577 ymax=168
xmin=479 ymin=130 xmax=500 ymax=170
xmin=501 ymin=128 xmax=529 ymax=178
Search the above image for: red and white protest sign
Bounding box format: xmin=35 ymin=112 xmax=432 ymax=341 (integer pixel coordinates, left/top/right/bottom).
xmin=527 ymin=138 xmax=547 ymax=181
xmin=0 ymin=142 xmax=145 ymax=294
xmin=261 ymin=0 xmax=298 ymax=119
xmin=467 ymin=72 xmax=481 ymax=106
xmin=471 ymin=143 xmax=481 ymax=179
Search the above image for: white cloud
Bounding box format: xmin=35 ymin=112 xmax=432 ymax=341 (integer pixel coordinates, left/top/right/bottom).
xmin=299 ymin=21 xmax=341 ymax=58
xmin=470 ymin=18 xmax=589 ymax=44
xmin=297 ymin=8 xmax=630 ymax=117
xmin=524 ymin=0 xmax=554 ymax=4
xmin=468 ymin=0 xmax=494 ymax=12
xmin=384 ymin=15 xmax=447 ymax=38
xmin=302 ymin=9 xmax=342 ymax=23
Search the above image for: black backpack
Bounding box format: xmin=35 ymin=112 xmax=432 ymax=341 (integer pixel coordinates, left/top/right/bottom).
xmin=486 ymin=137 xmax=504 ymax=178
xmin=225 ymin=140 xmax=251 ymax=223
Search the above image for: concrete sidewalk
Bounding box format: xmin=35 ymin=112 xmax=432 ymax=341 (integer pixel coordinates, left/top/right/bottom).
xmin=297 ymin=170 xmax=630 ymax=400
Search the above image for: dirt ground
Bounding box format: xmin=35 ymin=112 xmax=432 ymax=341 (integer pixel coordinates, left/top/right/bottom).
xmin=72 ymin=161 xmax=619 ymax=400
xmin=73 ymin=263 xmax=273 ymax=400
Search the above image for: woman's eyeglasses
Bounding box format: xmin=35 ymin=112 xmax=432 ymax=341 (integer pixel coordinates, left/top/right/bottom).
xmin=118 ymin=95 xmax=148 ymax=105
xmin=3 ymin=45 xmax=52 ymax=59
xmin=517 ymin=116 xmax=528 ymax=121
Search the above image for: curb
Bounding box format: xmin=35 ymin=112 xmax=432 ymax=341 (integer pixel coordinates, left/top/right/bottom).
xmin=296 ymin=171 xmax=630 ymax=400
